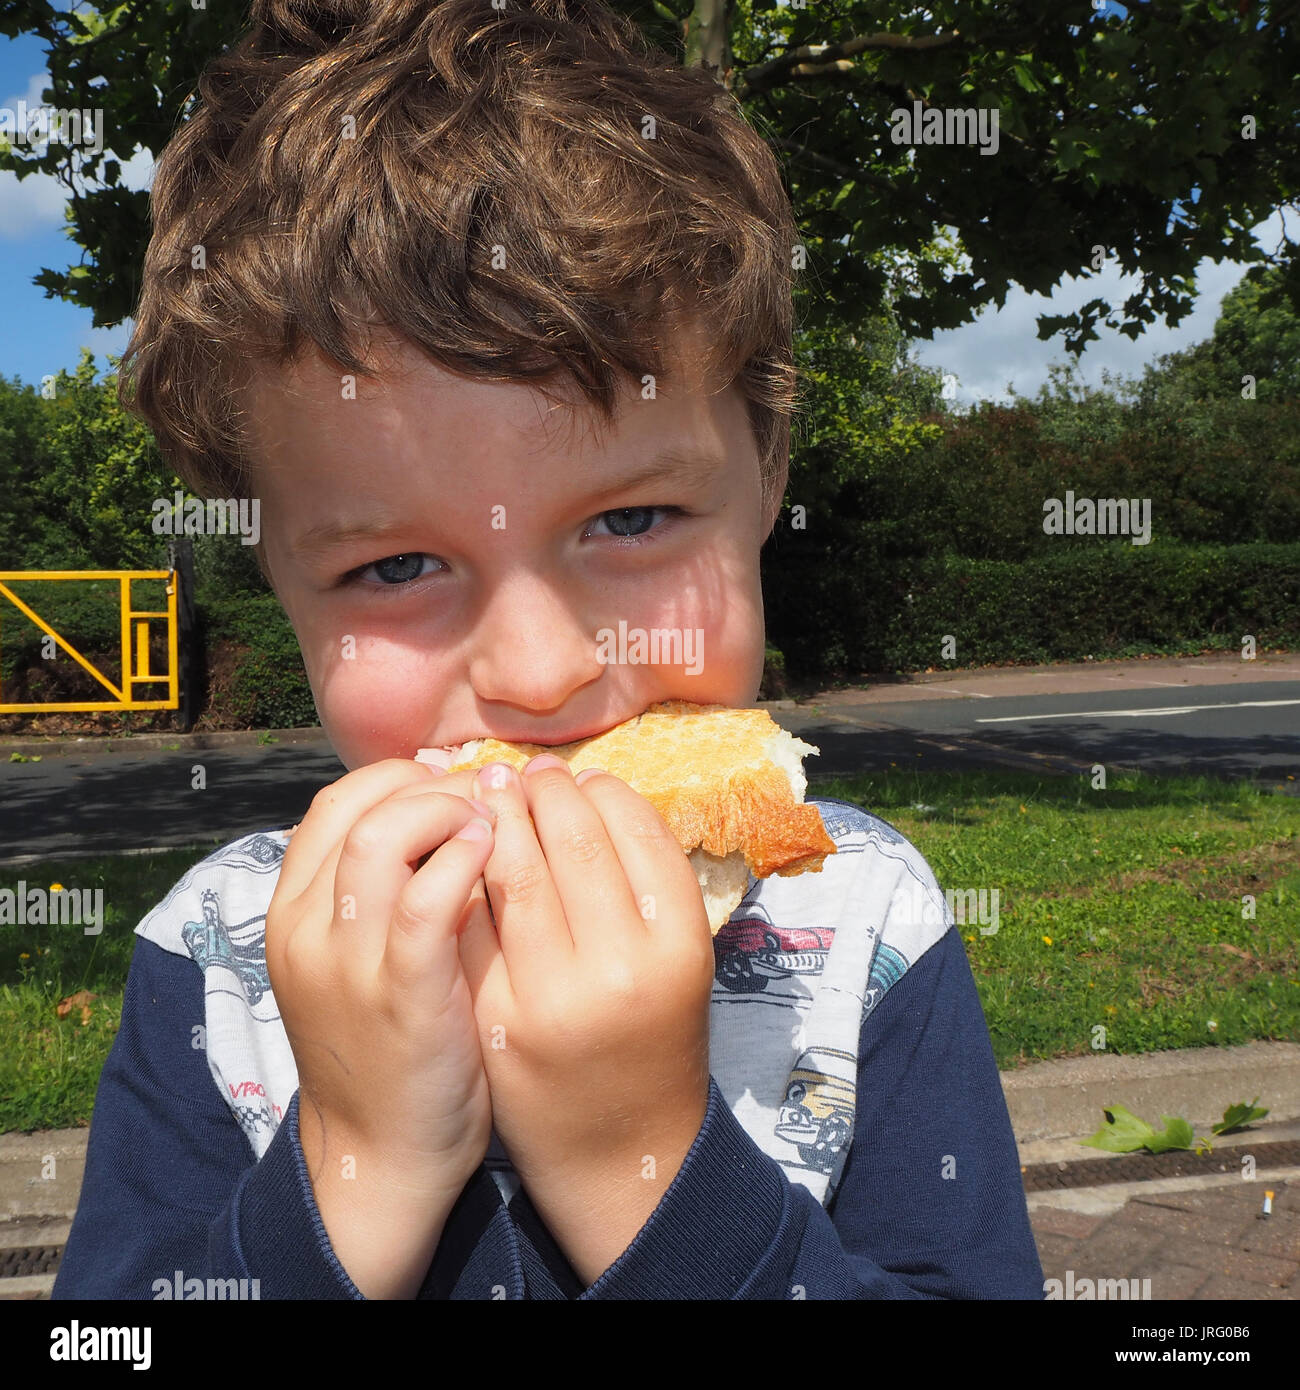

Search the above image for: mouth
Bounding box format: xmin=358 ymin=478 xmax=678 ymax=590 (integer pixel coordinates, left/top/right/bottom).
xmin=415 ymin=716 xmax=644 ymax=768
xmin=413 ymin=742 xmax=467 ymax=770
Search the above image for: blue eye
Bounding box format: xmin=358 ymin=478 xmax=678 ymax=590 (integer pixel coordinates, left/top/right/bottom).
xmin=358 ymin=554 xmax=441 ymax=585
xmin=348 ymin=508 xmax=684 ymax=589
xmin=586 ymin=506 xmax=682 ymax=541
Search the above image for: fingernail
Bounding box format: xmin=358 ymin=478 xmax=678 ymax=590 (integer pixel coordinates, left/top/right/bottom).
xmin=525 ymin=753 xmax=569 ymax=776
xmin=454 ymin=817 xmax=493 ymax=842
xmin=473 ymin=763 xmax=516 ymax=797
xmin=574 ymin=767 xmax=605 ymax=786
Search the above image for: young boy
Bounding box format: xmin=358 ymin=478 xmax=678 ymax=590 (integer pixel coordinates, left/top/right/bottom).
xmin=53 ymin=0 xmax=1043 ymax=1299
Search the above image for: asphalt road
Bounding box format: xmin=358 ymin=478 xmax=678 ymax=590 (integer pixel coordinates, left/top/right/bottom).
xmin=2 ymin=739 xmax=347 ymax=862
xmin=786 ymin=680 xmax=1300 ymax=784
xmin=1 ymin=672 xmax=1296 ymax=862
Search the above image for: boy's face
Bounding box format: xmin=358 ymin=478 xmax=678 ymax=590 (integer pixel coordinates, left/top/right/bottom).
xmin=247 ymin=332 xmax=782 ymax=771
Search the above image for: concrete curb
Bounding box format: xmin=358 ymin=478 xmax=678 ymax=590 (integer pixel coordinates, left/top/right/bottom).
xmin=0 ymin=726 xmax=335 ymax=759
xmin=0 ymin=1132 xmax=87 ymax=1224
xmin=4 ymin=1042 xmax=1296 ymax=1225
xmin=1002 ymin=1040 xmax=1300 ymax=1143
xmin=0 ymin=706 xmax=803 ymax=759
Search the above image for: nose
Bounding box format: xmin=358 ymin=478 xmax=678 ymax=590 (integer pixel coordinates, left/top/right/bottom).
xmin=467 ymin=568 xmax=604 ymax=712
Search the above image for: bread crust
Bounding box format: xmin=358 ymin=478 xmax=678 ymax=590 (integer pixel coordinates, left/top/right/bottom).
xmin=444 ymin=700 xmax=836 ymax=879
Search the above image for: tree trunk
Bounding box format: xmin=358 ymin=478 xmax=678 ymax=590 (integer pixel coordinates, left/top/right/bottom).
xmin=168 ymin=537 xmax=200 ymax=732
xmin=683 ymin=0 xmax=732 ymax=88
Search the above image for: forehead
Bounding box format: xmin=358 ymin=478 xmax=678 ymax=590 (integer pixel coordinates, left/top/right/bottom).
xmin=242 ymin=324 xmax=745 ymax=486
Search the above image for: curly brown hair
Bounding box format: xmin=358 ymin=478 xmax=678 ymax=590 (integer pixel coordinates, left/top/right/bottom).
xmin=119 ymin=0 xmax=802 ymax=520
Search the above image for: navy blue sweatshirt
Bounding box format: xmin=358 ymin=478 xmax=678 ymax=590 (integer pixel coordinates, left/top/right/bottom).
xmin=52 ymin=800 xmax=1044 ymax=1299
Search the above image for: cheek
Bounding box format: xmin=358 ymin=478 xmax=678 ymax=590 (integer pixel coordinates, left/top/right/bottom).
xmin=641 ymin=542 xmax=764 ymax=694
xmin=306 ymin=637 xmax=442 ymax=763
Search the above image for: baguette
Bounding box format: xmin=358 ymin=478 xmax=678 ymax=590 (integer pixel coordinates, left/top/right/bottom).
xmin=416 ymin=700 xmax=835 ymax=934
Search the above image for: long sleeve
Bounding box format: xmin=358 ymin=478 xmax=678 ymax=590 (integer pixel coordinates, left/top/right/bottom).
xmin=511 ymin=925 xmax=1042 ymax=1300
xmin=52 ymin=934 xmax=522 ymax=1300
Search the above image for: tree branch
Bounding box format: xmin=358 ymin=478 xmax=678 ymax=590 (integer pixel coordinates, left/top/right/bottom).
xmin=739 ymin=30 xmax=960 ymax=96
xmin=771 ymin=136 xmax=859 ymax=183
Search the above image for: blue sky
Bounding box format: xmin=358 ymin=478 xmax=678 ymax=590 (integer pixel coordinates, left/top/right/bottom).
xmin=0 ymin=19 xmax=1284 ymax=408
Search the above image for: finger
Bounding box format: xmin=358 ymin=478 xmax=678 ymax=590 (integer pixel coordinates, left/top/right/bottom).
xmin=277 ymin=759 xmax=447 ymax=902
xmin=387 ymin=769 xmax=492 ymax=866
xmin=457 ymin=876 xmax=511 ymax=1017
xmin=379 ymin=804 xmax=499 ymax=988
xmin=388 ymin=768 xmax=483 ymax=807
xmin=329 ymin=790 xmax=494 ymax=966
xmin=572 ymin=769 xmax=708 ymax=939
xmin=469 ymin=760 xmax=573 ymax=972
xmin=518 ymin=756 xmax=641 ymax=956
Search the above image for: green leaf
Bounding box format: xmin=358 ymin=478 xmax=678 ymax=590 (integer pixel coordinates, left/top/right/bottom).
xmin=1080 ymin=1104 xmax=1195 ymax=1154
xmin=1013 ymin=60 xmax=1044 ymax=95
xmin=1146 ymin=1115 xmax=1194 ymax=1154
xmin=1080 ymin=1103 xmax=1155 ymax=1152
xmin=1055 ymin=139 xmax=1087 ymax=172
xmin=1212 ymin=1096 xmax=1270 ymax=1135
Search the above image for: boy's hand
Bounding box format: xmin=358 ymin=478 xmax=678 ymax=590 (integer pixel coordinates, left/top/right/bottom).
xmin=265 ymin=758 xmax=498 ymax=1297
xmin=457 ymin=756 xmax=716 ymax=1286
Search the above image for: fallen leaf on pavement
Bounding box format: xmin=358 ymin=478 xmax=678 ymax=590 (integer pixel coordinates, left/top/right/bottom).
xmin=56 ymin=989 xmax=98 ymax=1025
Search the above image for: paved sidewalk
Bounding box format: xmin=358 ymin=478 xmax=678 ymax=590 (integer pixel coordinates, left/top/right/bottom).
xmin=1033 ymin=1179 xmax=1299 ymax=1300
xmin=802 ymin=650 xmax=1300 ymax=708
xmin=4 ymin=1042 xmax=1297 ymax=1299
xmin=5 ymin=1133 xmax=1296 ymax=1301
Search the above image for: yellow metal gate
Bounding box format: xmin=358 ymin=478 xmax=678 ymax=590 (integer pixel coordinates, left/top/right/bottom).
xmin=0 ymin=570 xmax=179 ymax=713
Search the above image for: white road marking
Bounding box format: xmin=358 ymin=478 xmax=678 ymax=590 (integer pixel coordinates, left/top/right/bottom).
xmin=976 ymin=699 xmax=1300 ymax=724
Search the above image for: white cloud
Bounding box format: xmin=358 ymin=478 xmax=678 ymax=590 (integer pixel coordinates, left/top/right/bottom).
xmin=912 ymin=212 xmax=1287 ymax=406
xmin=5 ymin=70 xmax=52 ymax=111
xmin=0 ymin=72 xmax=65 ymax=236
xmin=116 ymin=143 xmax=155 ymax=193
xmin=0 ymin=162 xmax=69 ymax=237
xmin=1 ymin=69 xmax=155 ymax=240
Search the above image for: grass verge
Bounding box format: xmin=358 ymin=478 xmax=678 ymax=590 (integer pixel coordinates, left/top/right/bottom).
xmin=2 ymin=768 xmax=1297 ymax=1129
xmin=813 ymin=767 xmax=1300 ymax=1071
xmin=0 ymin=844 xmax=224 ymax=1131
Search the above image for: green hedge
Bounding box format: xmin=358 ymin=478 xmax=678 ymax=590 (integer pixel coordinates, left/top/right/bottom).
xmin=904 ymin=399 xmax=1300 ymax=560
xmin=203 ymin=591 xmax=318 ymax=728
xmin=766 ymin=541 xmax=1300 ymax=676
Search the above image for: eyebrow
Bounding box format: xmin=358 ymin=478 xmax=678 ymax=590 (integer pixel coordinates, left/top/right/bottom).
xmin=289 ymin=445 xmax=725 ymax=560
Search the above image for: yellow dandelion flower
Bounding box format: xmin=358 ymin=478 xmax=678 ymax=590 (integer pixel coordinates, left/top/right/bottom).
xmin=49 ymin=883 xmax=63 ymax=893
xmin=1042 ymin=935 xmax=1053 ymax=946
xmin=19 ymin=952 xmax=30 ymax=961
